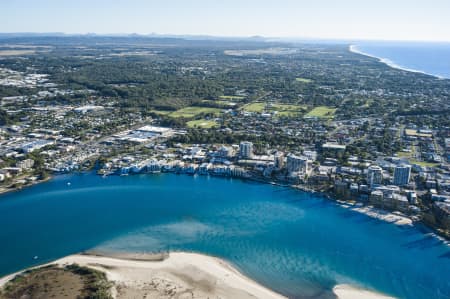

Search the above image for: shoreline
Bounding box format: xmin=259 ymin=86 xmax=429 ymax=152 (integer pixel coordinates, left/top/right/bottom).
xmin=0 ymin=251 xmax=395 ymax=299
xmin=349 ymin=44 xmax=447 ymax=80
xmin=0 ymin=175 xmax=53 ymax=196
xmin=2 ymin=170 xmax=449 ymax=244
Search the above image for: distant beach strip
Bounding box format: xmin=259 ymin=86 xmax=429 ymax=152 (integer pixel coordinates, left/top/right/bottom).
xmin=349 ymin=44 xmax=447 ymax=79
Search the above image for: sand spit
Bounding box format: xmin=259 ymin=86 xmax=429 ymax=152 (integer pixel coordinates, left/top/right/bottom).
xmin=0 ymin=252 xmax=397 ymax=299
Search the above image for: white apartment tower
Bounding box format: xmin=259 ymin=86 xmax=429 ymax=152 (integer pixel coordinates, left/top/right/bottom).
xmin=239 ymin=141 xmax=254 ymax=159
xmin=393 ymin=164 xmax=411 ymax=186
xmin=367 ymin=165 xmax=383 ymax=186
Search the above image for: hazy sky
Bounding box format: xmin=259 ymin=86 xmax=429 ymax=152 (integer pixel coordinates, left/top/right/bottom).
xmin=2 ymin=0 xmax=450 ymax=41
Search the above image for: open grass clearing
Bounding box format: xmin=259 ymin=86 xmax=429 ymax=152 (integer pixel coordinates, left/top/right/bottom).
xmin=149 ymin=109 xmax=173 ymax=116
xmin=305 ymin=106 xmax=336 ymax=119
xmin=186 ymin=119 xmax=218 ymax=129
xmin=410 ymin=160 xmax=439 ymax=168
xmin=219 ymin=95 xmax=245 ymax=101
xmin=295 ymin=77 xmax=313 ymax=83
xmin=269 ymin=103 xmax=306 ymax=117
xmin=169 ymin=106 xmax=222 ymax=118
xmin=241 ymin=102 xmax=265 ymax=113
xmin=241 ymin=102 xmax=306 ymax=117
xmin=201 ymin=100 xmax=237 ymax=107
xmin=0 ymin=50 xmax=37 ymax=56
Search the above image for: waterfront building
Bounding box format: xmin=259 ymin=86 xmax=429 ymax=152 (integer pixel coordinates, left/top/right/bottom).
xmin=16 ymin=159 xmax=34 ymax=170
xmin=407 ymin=191 xmax=418 ymax=204
xmin=393 ymin=164 xmax=411 ymax=186
xmin=373 ymin=185 xmax=400 ymax=197
xmin=367 ymin=165 xmax=383 ymax=187
xmin=230 ymin=166 xmax=248 ymax=178
xmin=433 ymin=202 xmax=450 ymax=229
xmin=393 ymin=193 xmax=409 ymax=212
xmin=370 ymin=190 xmax=384 ymax=206
xmin=350 ymin=183 xmax=359 ymax=200
xmin=335 ymin=180 xmax=349 ymax=198
xmin=239 ymin=141 xmax=254 ymax=159
xmin=286 ymin=154 xmax=310 ymax=174
xmin=274 ymin=152 xmax=284 ymax=170
xmin=198 ymin=163 xmax=212 ymax=175
xmin=145 ymin=160 xmax=162 ymax=173
xmin=218 ymin=145 xmax=233 ymax=158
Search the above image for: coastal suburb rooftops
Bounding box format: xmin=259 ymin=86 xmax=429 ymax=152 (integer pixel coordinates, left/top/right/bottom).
xmin=404 ymin=129 xmax=432 ymax=138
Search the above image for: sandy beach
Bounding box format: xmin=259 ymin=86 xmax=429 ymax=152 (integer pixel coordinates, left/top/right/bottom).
xmin=333 ymin=284 xmax=396 ymax=299
xmin=336 ymin=200 xmax=413 ymax=226
xmin=351 ymin=205 xmax=413 ymax=226
xmin=0 ymin=251 xmax=397 ymax=299
xmin=349 ymin=44 xmax=443 ymax=79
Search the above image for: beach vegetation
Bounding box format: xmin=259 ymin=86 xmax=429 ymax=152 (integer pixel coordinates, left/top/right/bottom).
xmin=0 ymin=264 xmax=112 ymax=299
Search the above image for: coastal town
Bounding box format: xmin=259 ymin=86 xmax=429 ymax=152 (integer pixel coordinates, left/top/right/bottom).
xmin=0 ymin=37 xmax=449 ymax=242
xmin=2 ymin=0 xmax=450 ymax=295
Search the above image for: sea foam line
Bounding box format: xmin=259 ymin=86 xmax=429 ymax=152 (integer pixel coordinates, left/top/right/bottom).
xmin=349 ymin=44 xmax=446 ymax=79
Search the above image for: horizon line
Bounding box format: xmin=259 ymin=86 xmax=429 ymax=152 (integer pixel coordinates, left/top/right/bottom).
xmin=0 ymin=32 xmax=450 ymax=44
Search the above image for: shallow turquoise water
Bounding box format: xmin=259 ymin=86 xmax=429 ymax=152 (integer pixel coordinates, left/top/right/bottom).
xmin=0 ymin=173 xmax=449 ymax=299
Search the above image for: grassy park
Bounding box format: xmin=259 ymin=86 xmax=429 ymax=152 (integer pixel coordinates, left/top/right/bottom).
xmin=305 ymin=106 xmax=336 ymax=119
xmin=168 ymin=106 xmax=222 ymax=118
xmin=295 ymin=77 xmax=313 ymax=83
xmin=186 ymin=119 xmax=218 ymax=128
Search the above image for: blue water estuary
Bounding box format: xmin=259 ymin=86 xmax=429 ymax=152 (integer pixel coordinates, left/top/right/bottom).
xmin=353 ymin=42 xmax=450 ymax=79
xmin=0 ymin=173 xmax=449 ymax=299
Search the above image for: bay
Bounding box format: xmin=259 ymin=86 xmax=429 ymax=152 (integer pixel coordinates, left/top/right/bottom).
xmin=0 ymin=173 xmax=449 ymax=298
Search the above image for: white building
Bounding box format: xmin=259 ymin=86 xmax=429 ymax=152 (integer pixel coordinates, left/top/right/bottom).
xmin=239 ymin=141 xmax=253 ymax=159
xmin=393 ymin=164 xmax=411 ymax=186
xmin=286 ymin=154 xmax=310 ymax=174
xmin=20 ymin=140 xmax=55 ymax=153
xmin=367 ymin=165 xmax=383 ymax=186
xmin=16 ymin=159 xmax=34 ymax=170
xmin=73 ymin=105 xmax=104 ymax=114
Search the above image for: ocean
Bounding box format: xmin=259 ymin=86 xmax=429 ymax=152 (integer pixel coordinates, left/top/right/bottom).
xmin=0 ymin=173 xmax=449 ymax=299
xmin=351 ymin=41 xmax=450 ymax=79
